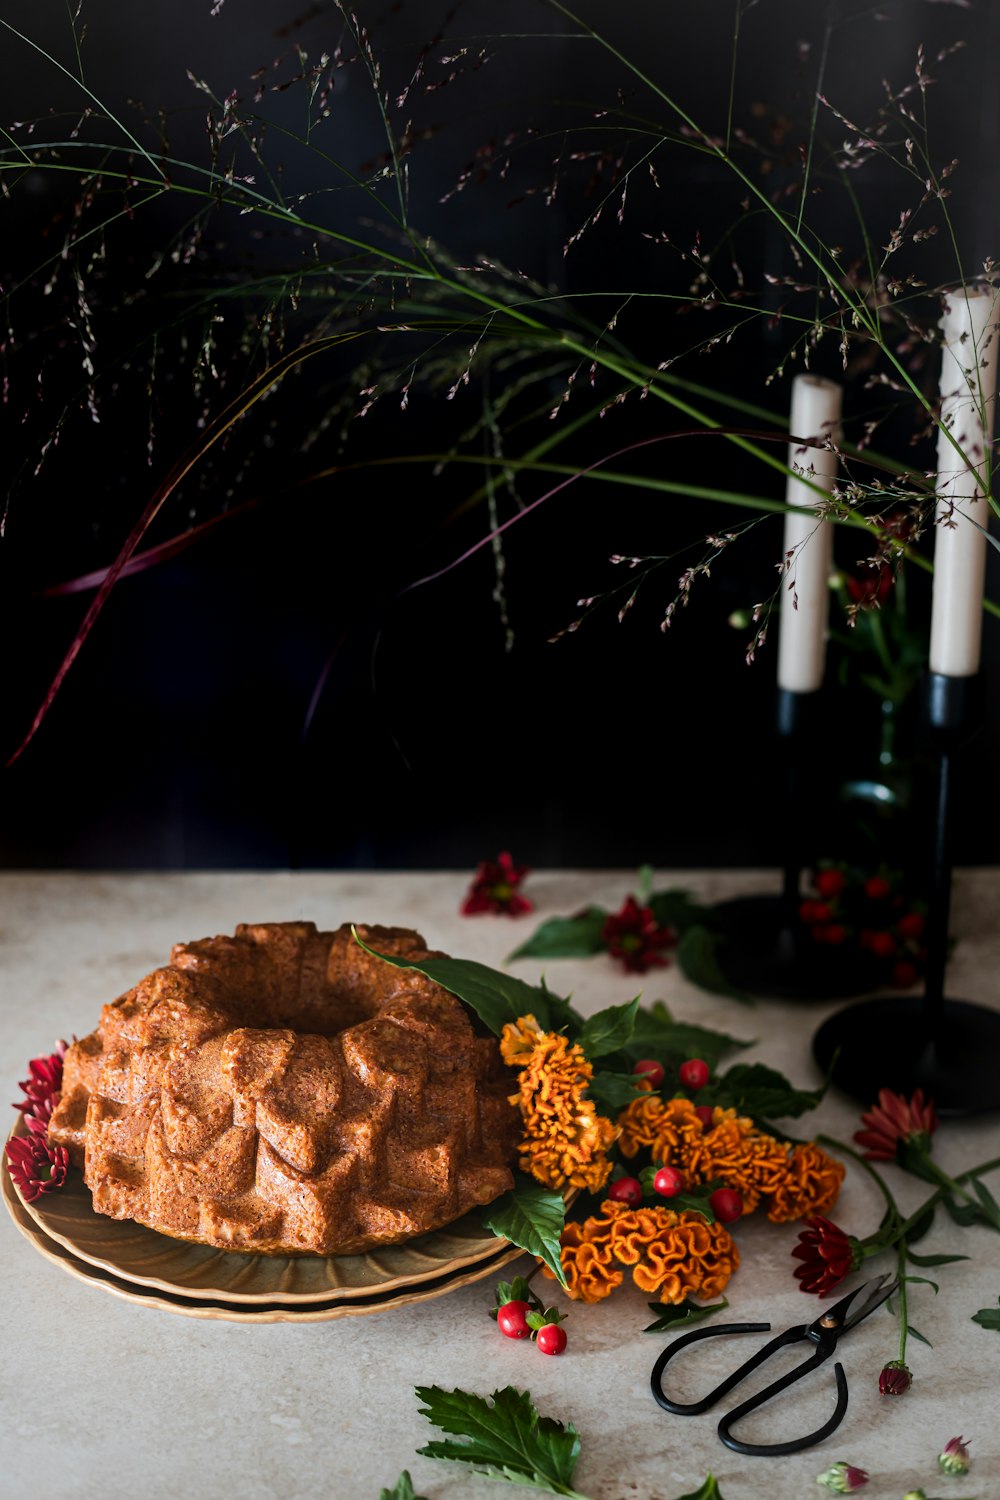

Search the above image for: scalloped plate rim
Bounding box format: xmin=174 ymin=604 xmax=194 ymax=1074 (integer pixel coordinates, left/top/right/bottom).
xmin=7 ymin=1116 xmax=513 ymax=1302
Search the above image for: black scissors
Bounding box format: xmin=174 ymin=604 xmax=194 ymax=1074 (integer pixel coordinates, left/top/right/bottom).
xmin=650 ymin=1274 xmax=899 ymax=1458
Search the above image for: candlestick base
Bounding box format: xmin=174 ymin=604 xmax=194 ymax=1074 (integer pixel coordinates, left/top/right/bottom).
xmin=812 ymin=994 xmax=1000 ymax=1115
xmin=712 ymin=894 xmax=880 ymax=1002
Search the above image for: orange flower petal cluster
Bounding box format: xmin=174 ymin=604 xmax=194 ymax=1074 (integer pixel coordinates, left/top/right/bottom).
xmin=615 ymin=1096 xmax=844 ymax=1222
xmin=500 ymin=1014 xmax=617 ymax=1194
xmin=547 ymin=1199 xmax=739 ymax=1305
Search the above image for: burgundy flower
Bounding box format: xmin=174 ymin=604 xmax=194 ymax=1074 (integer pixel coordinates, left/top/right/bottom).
xmin=938 ymin=1436 xmax=970 ymax=1476
xmin=12 ymin=1040 xmax=67 ymax=1116
xmin=878 ymin=1359 xmax=911 ymax=1396
xmin=5 ymin=1133 xmax=69 ymax=1203
xmin=791 ymin=1215 xmax=860 ymax=1296
xmin=602 ymin=895 xmax=676 ymax=973
xmin=816 ymin=1461 xmax=869 ymax=1493
xmin=854 ymin=1088 xmax=938 ymax=1161
xmin=461 ymin=851 xmax=533 ymax=917
xmin=846 ymin=564 xmax=894 ymax=608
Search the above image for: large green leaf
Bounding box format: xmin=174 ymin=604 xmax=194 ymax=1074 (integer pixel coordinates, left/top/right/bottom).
xmin=587 ymin=1069 xmax=648 ymax=1113
xmin=972 ymin=1298 xmax=1000 ymax=1331
xmin=579 ymin=996 xmax=641 ymax=1059
xmin=648 ymin=888 xmax=711 ymax=931
xmin=624 ymin=1001 xmax=752 ymax=1069
xmin=706 ymin=1063 xmax=826 ymax=1123
xmin=353 ymin=930 xmax=581 ymax=1037
xmin=482 ymin=1180 xmax=568 ymax=1286
xmin=415 ymin=1385 xmax=585 ymax=1498
xmin=507 ymin=908 xmax=609 ymax=962
xmin=676 ymin=926 xmax=756 ymax=1004
xmin=643 ymin=1298 xmax=729 ymax=1334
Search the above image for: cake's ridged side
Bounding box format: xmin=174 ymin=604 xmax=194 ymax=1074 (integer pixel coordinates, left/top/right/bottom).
xmin=48 ymin=922 xmax=521 ymax=1255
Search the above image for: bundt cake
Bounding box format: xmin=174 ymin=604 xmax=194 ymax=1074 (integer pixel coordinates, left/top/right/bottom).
xmin=47 ymin=921 xmax=521 ymax=1255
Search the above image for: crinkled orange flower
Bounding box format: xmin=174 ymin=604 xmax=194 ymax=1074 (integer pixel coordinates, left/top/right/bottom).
xmin=766 ymin=1142 xmax=845 ymax=1223
xmin=546 ymin=1199 xmax=739 ymax=1305
xmin=500 ymin=1014 xmax=617 ymax=1194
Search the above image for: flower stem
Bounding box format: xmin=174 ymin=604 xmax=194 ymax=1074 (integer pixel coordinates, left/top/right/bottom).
xmin=895 ymin=1236 xmax=908 ymax=1366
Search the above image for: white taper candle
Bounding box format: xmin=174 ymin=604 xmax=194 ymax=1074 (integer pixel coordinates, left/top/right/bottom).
xmin=776 ymin=373 xmax=842 ymax=693
xmin=928 ymin=285 xmax=999 ymax=678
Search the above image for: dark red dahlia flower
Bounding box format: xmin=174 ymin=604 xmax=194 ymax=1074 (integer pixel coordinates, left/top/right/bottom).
xmin=854 ymin=1087 xmax=938 ymax=1161
xmin=5 ymin=1134 xmax=69 ymax=1203
xmin=602 ymin=895 xmax=676 ymax=973
xmin=791 ymin=1215 xmax=860 ymax=1296
xmin=461 ymin=851 xmax=533 ymax=916
xmin=12 ymin=1041 xmax=67 ymax=1115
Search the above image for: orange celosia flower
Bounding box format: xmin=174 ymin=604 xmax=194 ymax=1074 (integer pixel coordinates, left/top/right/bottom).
xmin=548 ymin=1199 xmax=738 ymax=1305
xmin=617 ymin=1094 xmax=669 ymax=1158
xmin=766 ymin=1141 xmax=846 ymax=1223
xmin=501 ymin=1014 xmax=617 ymax=1194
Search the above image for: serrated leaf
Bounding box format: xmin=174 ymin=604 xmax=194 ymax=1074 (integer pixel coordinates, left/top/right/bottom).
xmin=482 ymin=1181 xmax=568 ymax=1286
xmin=907 ymin=1324 xmax=932 ymax=1347
xmin=507 ymin=908 xmax=609 ymax=963
xmin=971 ymin=1298 xmax=1000 ymax=1330
xmin=624 ymin=1002 xmax=752 ymax=1069
xmin=643 ymin=1298 xmax=729 ymax=1333
xmin=677 ymin=925 xmax=756 ymax=1004
xmin=354 ymin=931 xmax=582 ymax=1037
xmin=705 ymin=1062 xmax=826 ymax=1122
xmin=587 ymin=1069 xmax=648 ymax=1112
xmin=906 ymin=1249 xmax=969 ymax=1267
xmin=379 ymin=1473 xmax=428 ymax=1500
xmin=414 ymin=1385 xmax=585 ymax=1498
xmin=579 ymin=996 xmax=641 ymax=1059
xmin=648 ymin=888 xmax=710 ymax=931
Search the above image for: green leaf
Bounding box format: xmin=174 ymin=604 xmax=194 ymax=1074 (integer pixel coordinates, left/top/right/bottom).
xmin=507 ymin=908 xmax=609 ymax=963
xmin=943 ymin=1195 xmax=988 ymax=1228
xmin=379 ymin=1474 xmax=428 ymax=1500
xmin=491 ymin=1276 xmax=541 ymax=1319
xmin=902 ymin=1275 xmax=940 ymax=1293
xmin=624 ymin=1001 xmax=752 ymax=1070
xmin=482 ymin=1181 xmax=568 ymax=1286
xmin=705 ymin=1063 xmax=826 ymax=1123
xmin=971 ymin=1298 xmax=1000 ymax=1331
xmin=579 ymin=996 xmax=641 ymax=1059
xmin=587 ymin=1069 xmax=648 ymax=1113
xmin=648 ymin=888 xmax=710 ymax=931
xmin=904 ymin=1205 xmax=937 ymax=1247
xmin=895 ymin=1137 xmax=943 ymax=1187
xmin=353 ymin=931 xmax=582 ymax=1037
xmin=635 ymin=865 xmax=655 ymax=904
xmin=907 ymin=1325 xmax=933 ymax=1348
xmin=675 ymin=1477 xmax=727 ymax=1500
xmin=414 ymin=1385 xmax=585 ymax=1498
xmin=643 ymin=1298 xmax=729 ymax=1334
xmin=906 ymin=1249 xmax=970 ymax=1267
xmin=972 ymin=1176 xmax=1000 ymax=1231
xmin=677 ymin=925 xmax=756 ymax=1004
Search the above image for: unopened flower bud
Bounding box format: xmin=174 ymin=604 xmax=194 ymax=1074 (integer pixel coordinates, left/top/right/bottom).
xmin=816 ymin=1459 xmax=869 ymax=1492
xmin=938 ymin=1435 xmax=970 ymax=1476
xmin=902 ymin=1491 xmax=927 ymax=1500
xmin=878 ymin=1359 xmax=911 ymax=1395
xmin=727 ymin=608 xmax=752 ymax=630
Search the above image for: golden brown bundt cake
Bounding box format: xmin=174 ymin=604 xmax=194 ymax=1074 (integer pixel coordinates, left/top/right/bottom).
xmin=48 ymin=922 xmax=521 ymax=1255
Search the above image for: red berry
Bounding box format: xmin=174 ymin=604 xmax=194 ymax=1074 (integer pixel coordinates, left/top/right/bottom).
xmin=695 ymin=1105 xmax=715 ymax=1129
xmin=607 ymin=1176 xmax=643 ymax=1208
xmin=709 ymin=1188 xmax=744 ymax=1223
xmin=868 ymin=931 xmax=896 ymax=959
xmin=653 ymin=1166 xmax=684 ymax=1198
xmin=811 ymin=902 xmax=833 ymax=924
xmin=823 ymin=923 xmax=847 ymax=946
xmin=497 ymin=1300 xmax=532 ymax=1339
xmin=815 ymin=869 xmax=846 ymax=899
xmin=892 ymin=960 xmax=919 ymax=989
xmin=898 ymin=912 xmax=925 ymax=941
xmin=632 ymin=1059 xmax=665 ymax=1090
xmin=864 ymin=876 xmax=892 ymax=901
xmin=679 ymin=1058 xmax=710 ymax=1091
xmin=535 ymin=1323 xmax=567 ymax=1356
xmin=799 ymin=900 xmax=819 ymax=924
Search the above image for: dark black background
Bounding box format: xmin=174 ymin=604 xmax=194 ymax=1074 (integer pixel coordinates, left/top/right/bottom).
xmin=3 ymin=0 xmax=999 ymax=872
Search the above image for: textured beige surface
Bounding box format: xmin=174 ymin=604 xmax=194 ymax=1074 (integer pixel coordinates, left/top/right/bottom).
xmin=2 ymin=870 xmax=999 ymax=1500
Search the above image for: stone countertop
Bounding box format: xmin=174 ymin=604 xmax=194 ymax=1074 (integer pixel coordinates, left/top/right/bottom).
xmin=2 ymin=870 xmax=999 ymax=1500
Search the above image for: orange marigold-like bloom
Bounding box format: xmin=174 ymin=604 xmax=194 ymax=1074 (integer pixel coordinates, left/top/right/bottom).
xmin=687 ymin=1111 xmax=791 ymax=1213
xmin=766 ymin=1141 xmax=846 ymax=1223
xmin=553 ymin=1205 xmax=624 ymax=1303
xmin=548 ymin=1200 xmax=738 ymax=1305
xmin=501 ymin=1014 xmax=617 ymax=1194
xmin=617 ymin=1094 xmax=669 ymax=1157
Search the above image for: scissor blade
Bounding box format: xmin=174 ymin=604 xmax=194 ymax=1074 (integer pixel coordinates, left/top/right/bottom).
xmin=816 ymin=1273 xmax=900 ymax=1335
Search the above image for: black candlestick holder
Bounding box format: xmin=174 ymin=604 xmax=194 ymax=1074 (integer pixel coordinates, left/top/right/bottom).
xmin=812 ymin=672 xmax=1000 ymax=1115
xmin=712 ymin=688 xmax=880 ymax=1001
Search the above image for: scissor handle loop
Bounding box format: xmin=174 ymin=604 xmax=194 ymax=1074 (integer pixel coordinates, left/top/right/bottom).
xmin=719 ymin=1356 xmax=848 ymax=1457
xmin=650 ymin=1321 xmax=775 ymax=1415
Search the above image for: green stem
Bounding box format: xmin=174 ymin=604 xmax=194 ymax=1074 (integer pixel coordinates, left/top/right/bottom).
xmin=896 ymin=1236 xmax=909 ymax=1366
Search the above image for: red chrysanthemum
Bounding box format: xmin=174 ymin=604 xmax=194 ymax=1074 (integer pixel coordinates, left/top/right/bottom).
xmin=12 ymin=1041 xmax=67 ymax=1116
xmin=854 ymin=1087 xmax=938 ymax=1161
xmin=845 ymin=564 xmax=894 ymax=608
xmin=878 ymin=1359 xmax=911 ymax=1396
xmin=602 ymin=896 xmax=676 ymax=974
xmin=461 ymin=851 xmax=533 ymax=916
xmin=791 ymin=1215 xmax=860 ymax=1296
xmin=5 ymin=1133 xmax=69 ymax=1203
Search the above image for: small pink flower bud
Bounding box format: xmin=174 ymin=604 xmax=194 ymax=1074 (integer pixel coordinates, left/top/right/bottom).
xmin=816 ymin=1459 xmax=869 ymax=1492
xmin=938 ymin=1435 xmax=970 ymax=1476
xmin=878 ymin=1359 xmax=911 ymax=1396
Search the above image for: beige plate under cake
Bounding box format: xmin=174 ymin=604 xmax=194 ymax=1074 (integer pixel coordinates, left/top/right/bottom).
xmin=2 ymin=1156 xmax=526 ymax=1323
xmin=7 ymin=1119 xmax=516 ymax=1304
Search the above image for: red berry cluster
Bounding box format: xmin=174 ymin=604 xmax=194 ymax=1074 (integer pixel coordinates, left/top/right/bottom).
xmin=611 ymin=1057 xmax=745 ymax=1225
xmin=800 ymin=864 xmax=927 ymax=987
xmin=491 ymin=1276 xmax=568 ymax=1355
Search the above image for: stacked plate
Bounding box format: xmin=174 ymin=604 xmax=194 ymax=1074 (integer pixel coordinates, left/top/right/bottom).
xmin=2 ymin=1120 xmax=524 ymax=1322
